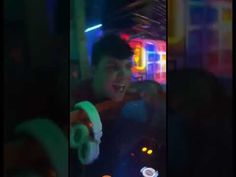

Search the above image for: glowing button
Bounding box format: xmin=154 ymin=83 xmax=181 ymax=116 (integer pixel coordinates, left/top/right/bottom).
xmin=142 ymin=147 xmax=148 ymax=152
xmin=147 ymin=150 xmax=153 ymax=155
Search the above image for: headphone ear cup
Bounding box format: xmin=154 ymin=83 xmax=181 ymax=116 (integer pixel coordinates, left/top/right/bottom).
xmin=15 ymin=118 xmax=68 ymax=177
xmin=70 ymin=124 xmax=89 ymax=149
xmin=72 ymin=101 xmax=102 ymax=165
xmin=78 ymin=140 xmax=100 ymax=165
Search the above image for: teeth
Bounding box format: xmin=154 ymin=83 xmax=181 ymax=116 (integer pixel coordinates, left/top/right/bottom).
xmin=113 ymin=84 xmax=126 ymax=92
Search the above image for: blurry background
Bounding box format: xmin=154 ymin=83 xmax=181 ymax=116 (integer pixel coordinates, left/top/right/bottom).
xmin=4 ymin=0 xmax=69 ymax=140
xmin=71 ymin=0 xmax=232 ymax=95
xmin=168 ymin=1 xmax=233 ymax=176
xmin=168 ymin=0 xmax=232 ymax=95
xmin=70 ymin=0 xmax=167 ymax=85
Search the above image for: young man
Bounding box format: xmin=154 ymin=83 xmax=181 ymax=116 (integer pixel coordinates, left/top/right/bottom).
xmin=71 ymin=34 xmax=134 ymax=106
xmin=70 ymin=34 xmax=136 ymax=177
xmin=70 ymin=34 xmax=165 ymax=177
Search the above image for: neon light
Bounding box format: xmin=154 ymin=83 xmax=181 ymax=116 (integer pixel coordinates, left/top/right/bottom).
xmin=162 ymin=54 xmax=166 ymax=61
xmin=145 ymin=43 xmax=156 ymax=52
xmin=130 ymin=41 xmax=146 ymax=71
xmin=135 ymin=47 xmax=146 ymax=71
xmin=85 ymin=24 xmax=102 ymax=32
xmin=156 ymin=41 xmax=166 ymax=52
xmin=128 ymin=38 xmax=166 ymax=83
xmin=120 ymin=33 xmax=130 ymax=40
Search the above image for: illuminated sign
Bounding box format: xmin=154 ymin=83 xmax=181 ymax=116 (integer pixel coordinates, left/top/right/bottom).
xmin=120 ymin=34 xmax=166 ymax=83
xmin=130 ymin=40 xmax=146 ymax=71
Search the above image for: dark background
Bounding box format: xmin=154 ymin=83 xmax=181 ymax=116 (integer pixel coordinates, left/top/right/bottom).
xmin=4 ymin=0 xmax=70 ymax=140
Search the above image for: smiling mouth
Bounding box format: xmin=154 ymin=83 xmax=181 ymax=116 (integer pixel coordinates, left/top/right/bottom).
xmin=112 ymin=84 xmax=126 ymax=93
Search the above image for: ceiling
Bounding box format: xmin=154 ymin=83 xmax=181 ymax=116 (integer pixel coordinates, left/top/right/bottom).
xmin=85 ymin=0 xmax=166 ymax=40
xmin=4 ymin=0 xmax=166 ymax=40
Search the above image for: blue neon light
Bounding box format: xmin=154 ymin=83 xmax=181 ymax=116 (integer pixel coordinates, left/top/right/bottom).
xmin=85 ymin=24 xmax=102 ymax=32
xmin=145 ymin=44 xmax=156 ymax=51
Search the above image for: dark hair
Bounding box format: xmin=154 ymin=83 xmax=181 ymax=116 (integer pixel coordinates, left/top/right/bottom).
xmin=91 ymin=34 xmax=133 ymax=66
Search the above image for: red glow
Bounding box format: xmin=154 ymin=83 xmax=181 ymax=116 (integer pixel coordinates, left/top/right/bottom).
xmin=129 ymin=40 xmax=142 ymax=49
xmin=156 ymin=41 xmax=166 ymax=52
xmin=120 ymin=33 xmax=130 ymax=41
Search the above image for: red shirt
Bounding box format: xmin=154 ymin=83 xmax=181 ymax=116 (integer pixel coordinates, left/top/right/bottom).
xmin=70 ymin=79 xmax=140 ymax=176
xmin=71 ymin=79 xmax=140 ymax=122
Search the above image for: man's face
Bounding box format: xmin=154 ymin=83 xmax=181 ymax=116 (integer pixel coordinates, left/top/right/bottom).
xmin=93 ymin=56 xmax=132 ymax=102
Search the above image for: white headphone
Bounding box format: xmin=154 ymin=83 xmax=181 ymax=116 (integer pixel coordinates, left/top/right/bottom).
xmin=15 ymin=118 xmax=68 ymax=177
xmin=70 ymin=101 xmax=103 ymax=165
